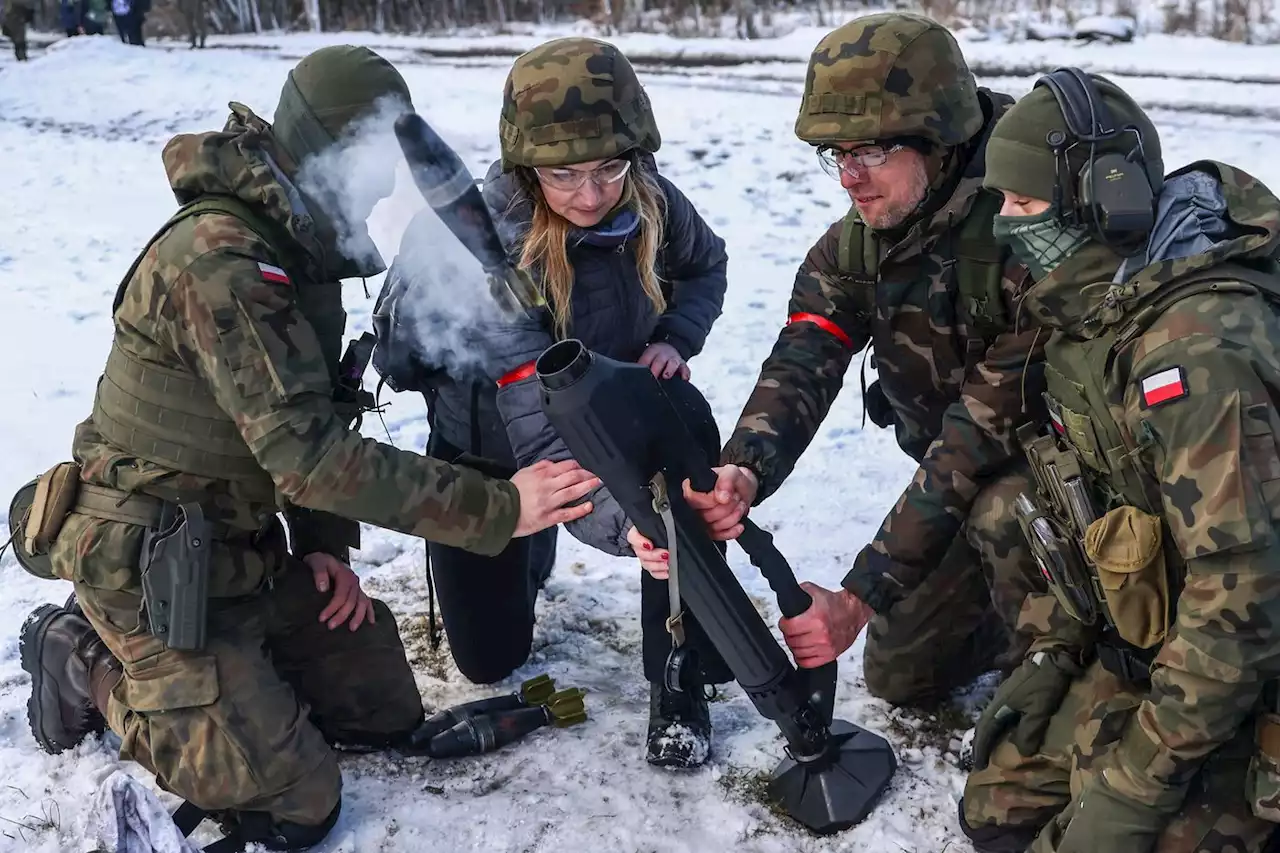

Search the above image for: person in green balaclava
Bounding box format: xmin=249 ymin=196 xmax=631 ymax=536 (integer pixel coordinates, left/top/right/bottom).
xmin=982 ymin=73 xmax=1164 ymax=282
xmin=959 ymin=69 xmax=1280 ymax=853
xmin=17 ymin=45 xmax=598 ymax=852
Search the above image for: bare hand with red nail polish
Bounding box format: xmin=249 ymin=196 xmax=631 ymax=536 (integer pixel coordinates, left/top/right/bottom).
xmin=626 ymin=524 xmax=671 ymax=579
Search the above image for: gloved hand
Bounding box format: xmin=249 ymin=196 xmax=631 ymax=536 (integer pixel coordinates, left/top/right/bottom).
xmin=1038 ymin=775 xmax=1166 ymax=853
xmin=972 ymin=648 xmax=1083 ymax=770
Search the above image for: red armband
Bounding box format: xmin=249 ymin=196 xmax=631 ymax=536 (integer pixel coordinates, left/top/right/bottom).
xmin=787 ymin=312 xmax=853 ymax=349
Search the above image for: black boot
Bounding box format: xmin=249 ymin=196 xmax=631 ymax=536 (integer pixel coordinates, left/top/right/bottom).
xmin=20 ymin=603 xmax=121 ymax=754
xmin=645 ymin=681 xmax=711 ymax=769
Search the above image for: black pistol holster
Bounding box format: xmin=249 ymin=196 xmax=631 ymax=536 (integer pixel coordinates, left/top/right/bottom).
xmin=140 ymin=502 xmax=211 ymax=652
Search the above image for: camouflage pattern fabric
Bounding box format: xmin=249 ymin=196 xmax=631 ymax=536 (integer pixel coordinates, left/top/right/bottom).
xmin=74 ymin=562 xmax=423 ymax=826
xmin=963 ymin=161 xmax=1280 ymax=850
xmin=963 ymin=659 xmax=1276 ymax=853
xmin=53 ymin=103 xmax=520 ymax=599
xmin=864 ymin=463 xmax=1041 ymax=704
xmin=499 ymin=36 xmax=661 ymax=170
xmin=721 ymin=99 xmax=1048 ymax=622
xmin=795 ymin=12 xmax=984 ymax=148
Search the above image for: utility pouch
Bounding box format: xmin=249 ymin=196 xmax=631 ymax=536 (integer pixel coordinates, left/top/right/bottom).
xmin=23 ymin=461 xmax=82 ymax=561
xmin=141 ymin=502 xmax=210 ymax=652
xmin=1247 ymin=709 xmax=1280 ymax=823
xmin=1084 ymin=505 xmax=1169 ymax=650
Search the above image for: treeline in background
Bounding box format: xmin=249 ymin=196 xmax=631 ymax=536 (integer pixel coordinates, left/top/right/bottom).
xmin=16 ymin=0 xmax=1280 ymax=52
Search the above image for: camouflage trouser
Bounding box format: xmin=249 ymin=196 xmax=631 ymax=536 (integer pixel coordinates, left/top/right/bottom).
xmin=863 ymin=463 xmax=1043 ymax=706
xmin=963 ymin=658 xmax=1278 ymax=852
xmin=76 ymin=559 xmax=424 ymax=827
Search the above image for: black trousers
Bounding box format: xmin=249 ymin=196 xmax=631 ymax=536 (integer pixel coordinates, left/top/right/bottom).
xmin=113 ymin=12 xmax=143 ymax=44
xmin=423 ymin=377 xmax=732 ymax=687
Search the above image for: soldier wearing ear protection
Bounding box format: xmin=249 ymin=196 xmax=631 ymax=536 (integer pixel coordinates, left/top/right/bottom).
xmin=960 ymin=68 xmax=1280 ymax=853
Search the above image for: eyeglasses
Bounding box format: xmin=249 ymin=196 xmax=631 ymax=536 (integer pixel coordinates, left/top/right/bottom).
xmin=816 ymin=144 xmax=904 ymax=180
xmin=534 ymin=158 xmax=632 ymax=192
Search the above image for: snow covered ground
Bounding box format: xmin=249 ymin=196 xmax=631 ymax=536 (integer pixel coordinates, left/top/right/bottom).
xmin=4 ymin=29 xmax=1280 ymax=853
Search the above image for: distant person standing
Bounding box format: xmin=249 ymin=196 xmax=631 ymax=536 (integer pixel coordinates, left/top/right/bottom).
xmin=111 ymin=0 xmax=144 ymax=45
xmin=81 ymin=0 xmax=108 ymax=35
xmin=60 ymin=0 xmax=82 ymax=36
xmin=2 ymin=0 xmax=33 ymax=61
xmin=180 ymin=0 xmax=206 ymax=47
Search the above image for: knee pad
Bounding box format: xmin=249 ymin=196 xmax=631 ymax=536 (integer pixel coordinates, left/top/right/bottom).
xmin=956 ymin=798 xmax=1041 ymax=853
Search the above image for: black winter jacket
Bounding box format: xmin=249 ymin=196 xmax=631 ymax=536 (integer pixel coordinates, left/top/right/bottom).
xmin=415 ymin=156 xmax=728 ymax=556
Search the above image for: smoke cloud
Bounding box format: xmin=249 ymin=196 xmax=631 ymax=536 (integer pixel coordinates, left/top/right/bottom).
xmin=289 ymin=96 xmax=511 ymax=383
xmin=377 ymin=202 xmax=510 ymax=382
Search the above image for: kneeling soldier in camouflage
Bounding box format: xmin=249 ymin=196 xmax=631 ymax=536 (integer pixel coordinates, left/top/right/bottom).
xmin=14 ymin=46 xmax=597 ymax=851
xmin=642 ymin=13 xmax=1048 ymax=706
xmin=960 ymin=67 xmax=1280 ymax=853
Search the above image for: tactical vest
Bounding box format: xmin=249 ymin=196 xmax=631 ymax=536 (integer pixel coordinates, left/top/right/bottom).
xmin=1043 ymin=262 xmax=1280 ymax=514
xmin=1032 ymin=260 xmax=1280 ymax=682
xmin=836 ymin=188 xmax=1010 ymax=342
xmin=92 ymin=195 xmax=346 ymax=504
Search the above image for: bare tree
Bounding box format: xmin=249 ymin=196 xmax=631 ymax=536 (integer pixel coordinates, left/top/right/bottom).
xmin=128 ymin=0 xmax=1280 ymax=44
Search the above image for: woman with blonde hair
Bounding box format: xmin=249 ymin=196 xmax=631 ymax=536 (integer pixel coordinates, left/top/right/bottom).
xmin=386 ymin=36 xmax=731 ymax=769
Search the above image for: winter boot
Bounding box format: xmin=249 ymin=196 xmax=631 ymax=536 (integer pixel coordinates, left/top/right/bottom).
xmin=20 ymin=603 xmax=122 ymax=754
xmin=645 ymin=681 xmax=711 ymax=769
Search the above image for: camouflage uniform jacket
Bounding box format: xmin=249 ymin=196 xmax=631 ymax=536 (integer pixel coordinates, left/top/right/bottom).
xmin=721 ymin=90 xmax=1044 ymax=614
xmin=1023 ymin=161 xmax=1280 ymax=824
xmin=55 ymin=104 xmax=519 ymax=597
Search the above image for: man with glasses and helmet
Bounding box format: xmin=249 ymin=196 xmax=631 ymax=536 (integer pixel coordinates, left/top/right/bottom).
xmin=635 ymin=12 xmax=1049 ymax=712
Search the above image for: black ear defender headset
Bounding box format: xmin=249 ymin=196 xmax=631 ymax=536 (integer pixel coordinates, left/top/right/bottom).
xmin=1032 ymin=67 xmax=1157 ymax=250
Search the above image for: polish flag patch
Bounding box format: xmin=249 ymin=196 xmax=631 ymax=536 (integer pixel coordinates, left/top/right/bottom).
xmin=1140 ymin=367 xmax=1188 ymax=408
xmin=257 ymin=262 xmax=290 ymax=285
xmin=1049 ymin=407 xmax=1066 ymax=434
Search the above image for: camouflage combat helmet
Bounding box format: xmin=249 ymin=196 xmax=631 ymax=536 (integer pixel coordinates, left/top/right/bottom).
xmin=796 ymin=12 xmax=984 ymax=149
xmin=499 ymin=37 xmax=661 ymax=171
